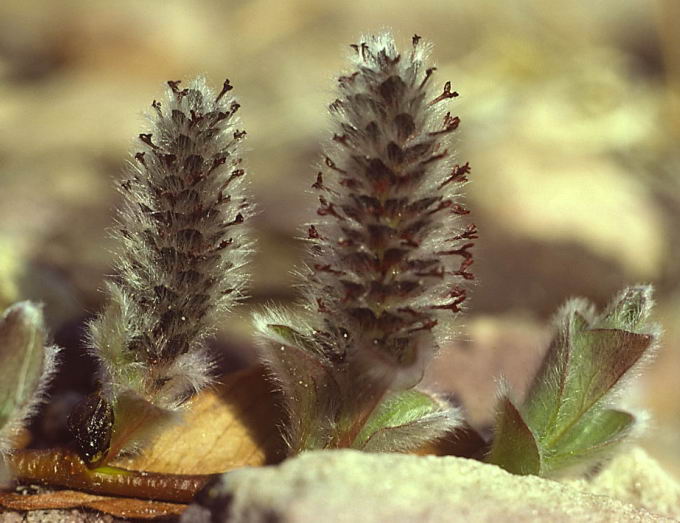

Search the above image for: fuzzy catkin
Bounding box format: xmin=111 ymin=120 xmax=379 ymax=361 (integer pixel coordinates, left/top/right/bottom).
xmin=89 ymin=77 xmax=252 ymax=411
xmin=306 ymin=34 xmax=475 ymax=389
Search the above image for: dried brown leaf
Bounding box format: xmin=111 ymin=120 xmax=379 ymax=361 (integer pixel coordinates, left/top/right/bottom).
xmin=416 ymin=423 xmax=488 ymax=460
xmin=111 ymin=365 xmax=285 ymax=474
xmin=1 ymin=366 xmax=284 ymax=519
xmin=0 ymin=489 xmax=185 ymax=519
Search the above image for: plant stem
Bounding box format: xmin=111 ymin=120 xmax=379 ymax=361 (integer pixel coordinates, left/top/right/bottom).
xmin=9 ymin=448 xmax=213 ymax=503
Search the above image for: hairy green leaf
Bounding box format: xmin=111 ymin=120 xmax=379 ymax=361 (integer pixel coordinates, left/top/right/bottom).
xmin=0 ymin=302 xmax=57 ymax=454
xmin=267 ymin=324 xmax=318 ymax=354
xmin=255 ymin=317 xmax=340 ymax=452
xmin=353 ymin=389 xmax=461 ymax=452
xmin=487 ymin=396 xmax=541 ymax=476
xmin=597 ymin=285 xmax=654 ymax=332
xmin=0 ymin=303 xmax=45 ymax=426
xmin=520 ymin=308 xmax=588 ymax=442
xmin=544 ymin=409 xmax=634 ymax=473
xmin=489 ymin=286 xmax=658 ymax=477
xmin=524 ymin=308 xmax=652 ymax=445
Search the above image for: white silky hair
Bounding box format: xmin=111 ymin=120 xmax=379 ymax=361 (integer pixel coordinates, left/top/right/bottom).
xmin=254 ymin=33 xmax=470 ymax=453
xmin=87 ymin=75 xmax=253 ymax=452
xmin=0 ymin=302 xmax=59 ymax=456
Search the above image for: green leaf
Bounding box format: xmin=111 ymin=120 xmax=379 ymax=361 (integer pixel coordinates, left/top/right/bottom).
xmin=544 ymin=409 xmax=634 ymax=474
xmin=88 ymin=283 xmax=144 ymax=398
xmin=353 ymin=389 xmax=461 ymax=452
xmin=556 ymin=328 xmax=649 ymax=427
xmin=255 ymin=317 xmax=340 ymax=452
xmin=492 ymin=287 xmax=658 ymax=477
xmin=523 ymin=305 xmax=652 ymax=447
xmin=597 ymin=285 xmax=653 ymax=332
xmin=0 ymin=302 xmax=49 ymax=438
xmin=267 ymin=324 xmax=318 ymax=353
xmin=0 ymin=304 xmax=44 ymax=423
xmin=487 ymin=395 xmax=541 ymax=476
xmin=521 ymin=308 xmax=588 ymax=442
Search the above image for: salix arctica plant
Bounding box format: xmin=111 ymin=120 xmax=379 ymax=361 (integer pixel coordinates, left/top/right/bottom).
xmin=487 ymin=285 xmax=659 ymax=477
xmin=70 ymin=77 xmax=253 ymax=466
xmin=0 ymin=302 xmax=59 ymax=487
xmin=255 ymin=33 xmax=476 ymax=453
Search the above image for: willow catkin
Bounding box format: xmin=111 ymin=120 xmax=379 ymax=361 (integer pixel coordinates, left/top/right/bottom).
xmin=86 ymin=77 xmax=252 ymax=448
xmin=306 ymin=34 xmax=475 ymax=390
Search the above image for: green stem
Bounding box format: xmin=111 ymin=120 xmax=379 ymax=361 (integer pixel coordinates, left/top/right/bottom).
xmin=9 ymin=448 xmax=214 ymax=503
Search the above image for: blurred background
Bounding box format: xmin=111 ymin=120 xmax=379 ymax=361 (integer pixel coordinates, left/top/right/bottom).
xmin=0 ymin=0 xmax=678 ymax=477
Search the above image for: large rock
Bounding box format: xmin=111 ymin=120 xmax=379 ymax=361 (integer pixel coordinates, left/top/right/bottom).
xmin=183 ymin=449 xmax=677 ymax=522
xmin=565 ymin=447 xmax=680 ymax=519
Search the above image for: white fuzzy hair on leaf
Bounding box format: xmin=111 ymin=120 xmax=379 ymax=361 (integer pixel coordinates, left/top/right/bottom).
xmin=0 ymin=302 xmax=59 ymax=456
xmin=488 ymin=285 xmax=660 ymax=477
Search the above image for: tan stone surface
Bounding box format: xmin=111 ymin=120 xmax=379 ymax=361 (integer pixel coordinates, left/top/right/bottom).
xmin=185 ymin=450 xmax=675 ymax=522
xmin=567 ymin=447 xmax=680 ymax=520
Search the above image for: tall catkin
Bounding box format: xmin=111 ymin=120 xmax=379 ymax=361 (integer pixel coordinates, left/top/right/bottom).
xmin=306 ymin=34 xmax=475 ymax=391
xmin=81 ymin=77 xmax=252 ymax=462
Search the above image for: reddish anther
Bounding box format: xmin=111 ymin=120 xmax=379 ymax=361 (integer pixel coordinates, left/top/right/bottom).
xmin=216 ymin=78 xmax=233 ymax=103
xmin=429 ymin=81 xmax=459 ymax=106
xmin=139 ymin=133 xmax=158 ymax=149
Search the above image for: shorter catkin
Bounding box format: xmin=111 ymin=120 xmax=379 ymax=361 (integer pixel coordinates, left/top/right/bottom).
xmin=81 ymin=77 xmax=252 ymax=461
